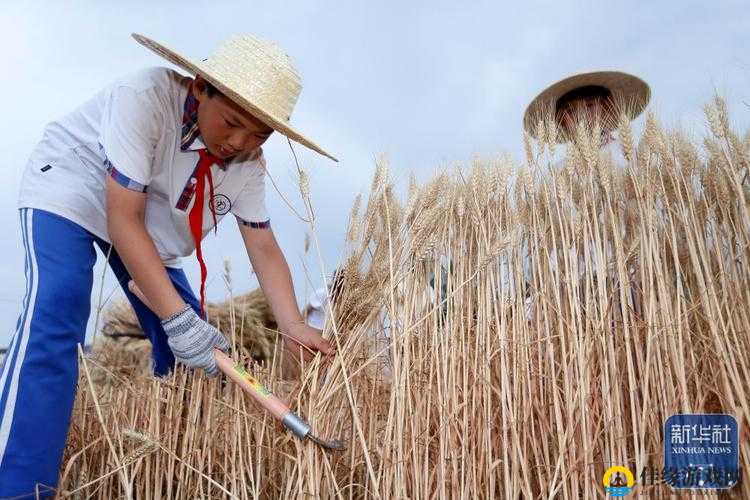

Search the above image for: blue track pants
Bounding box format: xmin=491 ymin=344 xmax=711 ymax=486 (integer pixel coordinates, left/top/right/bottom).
xmin=0 ymin=208 xmax=202 ymax=498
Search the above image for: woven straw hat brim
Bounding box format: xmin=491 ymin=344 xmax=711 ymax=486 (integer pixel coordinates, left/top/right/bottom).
xmin=523 ymin=71 xmax=650 ymax=141
xmin=132 ymin=33 xmax=337 ymax=162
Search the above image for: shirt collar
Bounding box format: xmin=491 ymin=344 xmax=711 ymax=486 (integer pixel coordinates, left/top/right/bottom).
xmin=180 ymin=91 xmax=202 ymax=152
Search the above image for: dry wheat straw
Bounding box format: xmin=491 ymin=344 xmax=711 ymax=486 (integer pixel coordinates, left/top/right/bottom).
xmin=59 ymin=100 xmax=750 ymax=499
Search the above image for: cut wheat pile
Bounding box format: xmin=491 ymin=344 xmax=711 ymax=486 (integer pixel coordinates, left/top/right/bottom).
xmin=59 ymin=99 xmax=749 ymax=498
xmin=100 ymin=286 xmax=279 ymax=365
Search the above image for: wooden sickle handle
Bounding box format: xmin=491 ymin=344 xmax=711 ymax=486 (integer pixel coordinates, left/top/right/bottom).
xmin=213 ymin=349 xmax=291 ymax=421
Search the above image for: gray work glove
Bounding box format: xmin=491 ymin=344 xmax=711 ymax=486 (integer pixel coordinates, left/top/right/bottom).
xmin=161 ymin=305 xmax=231 ymax=376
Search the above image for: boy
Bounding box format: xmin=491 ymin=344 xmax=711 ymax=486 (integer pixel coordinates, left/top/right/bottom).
xmin=0 ymin=33 xmax=337 ymax=497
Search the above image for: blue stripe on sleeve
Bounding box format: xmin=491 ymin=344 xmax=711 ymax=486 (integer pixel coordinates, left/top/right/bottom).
xmin=235 ymin=216 xmax=271 ymax=229
xmin=107 ymin=165 xmax=148 ymax=193
xmin=99 ymin=142 xmax=148 ymax=193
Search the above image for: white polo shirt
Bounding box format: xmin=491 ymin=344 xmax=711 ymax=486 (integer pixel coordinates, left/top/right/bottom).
xmin=18 ymin=67 xmax=269 ymax=267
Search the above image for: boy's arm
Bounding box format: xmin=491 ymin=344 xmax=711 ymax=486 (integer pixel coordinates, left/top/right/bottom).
xmin=108 ymin=176 xmax=231 ymax=375
xmin=238 ymin=221 xmax=333 ymax=361
xmin=106 ymin=176 xmax=186 ymax=319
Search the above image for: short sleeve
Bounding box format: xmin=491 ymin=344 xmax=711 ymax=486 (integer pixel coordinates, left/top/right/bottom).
xmin=231 ymin=152 xmax=269 ymax=224
xmin=98 ymin=86 xmax=160 ymax=186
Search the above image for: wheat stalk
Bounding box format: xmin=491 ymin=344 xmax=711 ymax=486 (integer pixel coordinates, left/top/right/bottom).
xmin=57 ymin=100 xmax=750 ymax=499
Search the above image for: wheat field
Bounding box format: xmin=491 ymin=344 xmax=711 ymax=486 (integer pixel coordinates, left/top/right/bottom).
xmin=57 ymin=98 xmax=749 ymax=498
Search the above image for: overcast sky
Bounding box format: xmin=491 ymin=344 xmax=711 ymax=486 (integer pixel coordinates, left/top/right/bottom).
xmin=1 ymin=0 xmax=748 ymax=347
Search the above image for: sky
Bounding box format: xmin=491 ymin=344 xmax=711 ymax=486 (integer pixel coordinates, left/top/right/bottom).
xmin=0 ymin=0 xmax=748 ymax=348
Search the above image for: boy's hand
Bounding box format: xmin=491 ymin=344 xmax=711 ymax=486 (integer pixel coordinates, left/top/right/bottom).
xmin=283 ymin=322 xmax=334 ymax=362
xmin=161 ymin=305 xmax=230 ymax=376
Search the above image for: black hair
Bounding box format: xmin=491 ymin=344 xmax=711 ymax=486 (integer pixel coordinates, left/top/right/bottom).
xmin=205 ymin=81 xmax=220 ymax=98
xmin=555 ymin=85 xmax=612 ymax=115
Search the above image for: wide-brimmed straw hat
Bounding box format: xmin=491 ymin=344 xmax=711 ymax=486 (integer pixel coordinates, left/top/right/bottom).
xmin=523 ymin=71 xmax=650 ymax=141
xmin=132 ymin=33 xmax=337 ymax=162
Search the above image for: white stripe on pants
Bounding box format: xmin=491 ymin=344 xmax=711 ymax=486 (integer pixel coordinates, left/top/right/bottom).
xmin=0 ymin=208 xmax=39 ymax=467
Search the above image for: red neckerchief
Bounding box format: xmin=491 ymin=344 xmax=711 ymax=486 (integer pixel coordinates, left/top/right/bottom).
xmin=189 ymin=148 xmax=224 ymax=316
